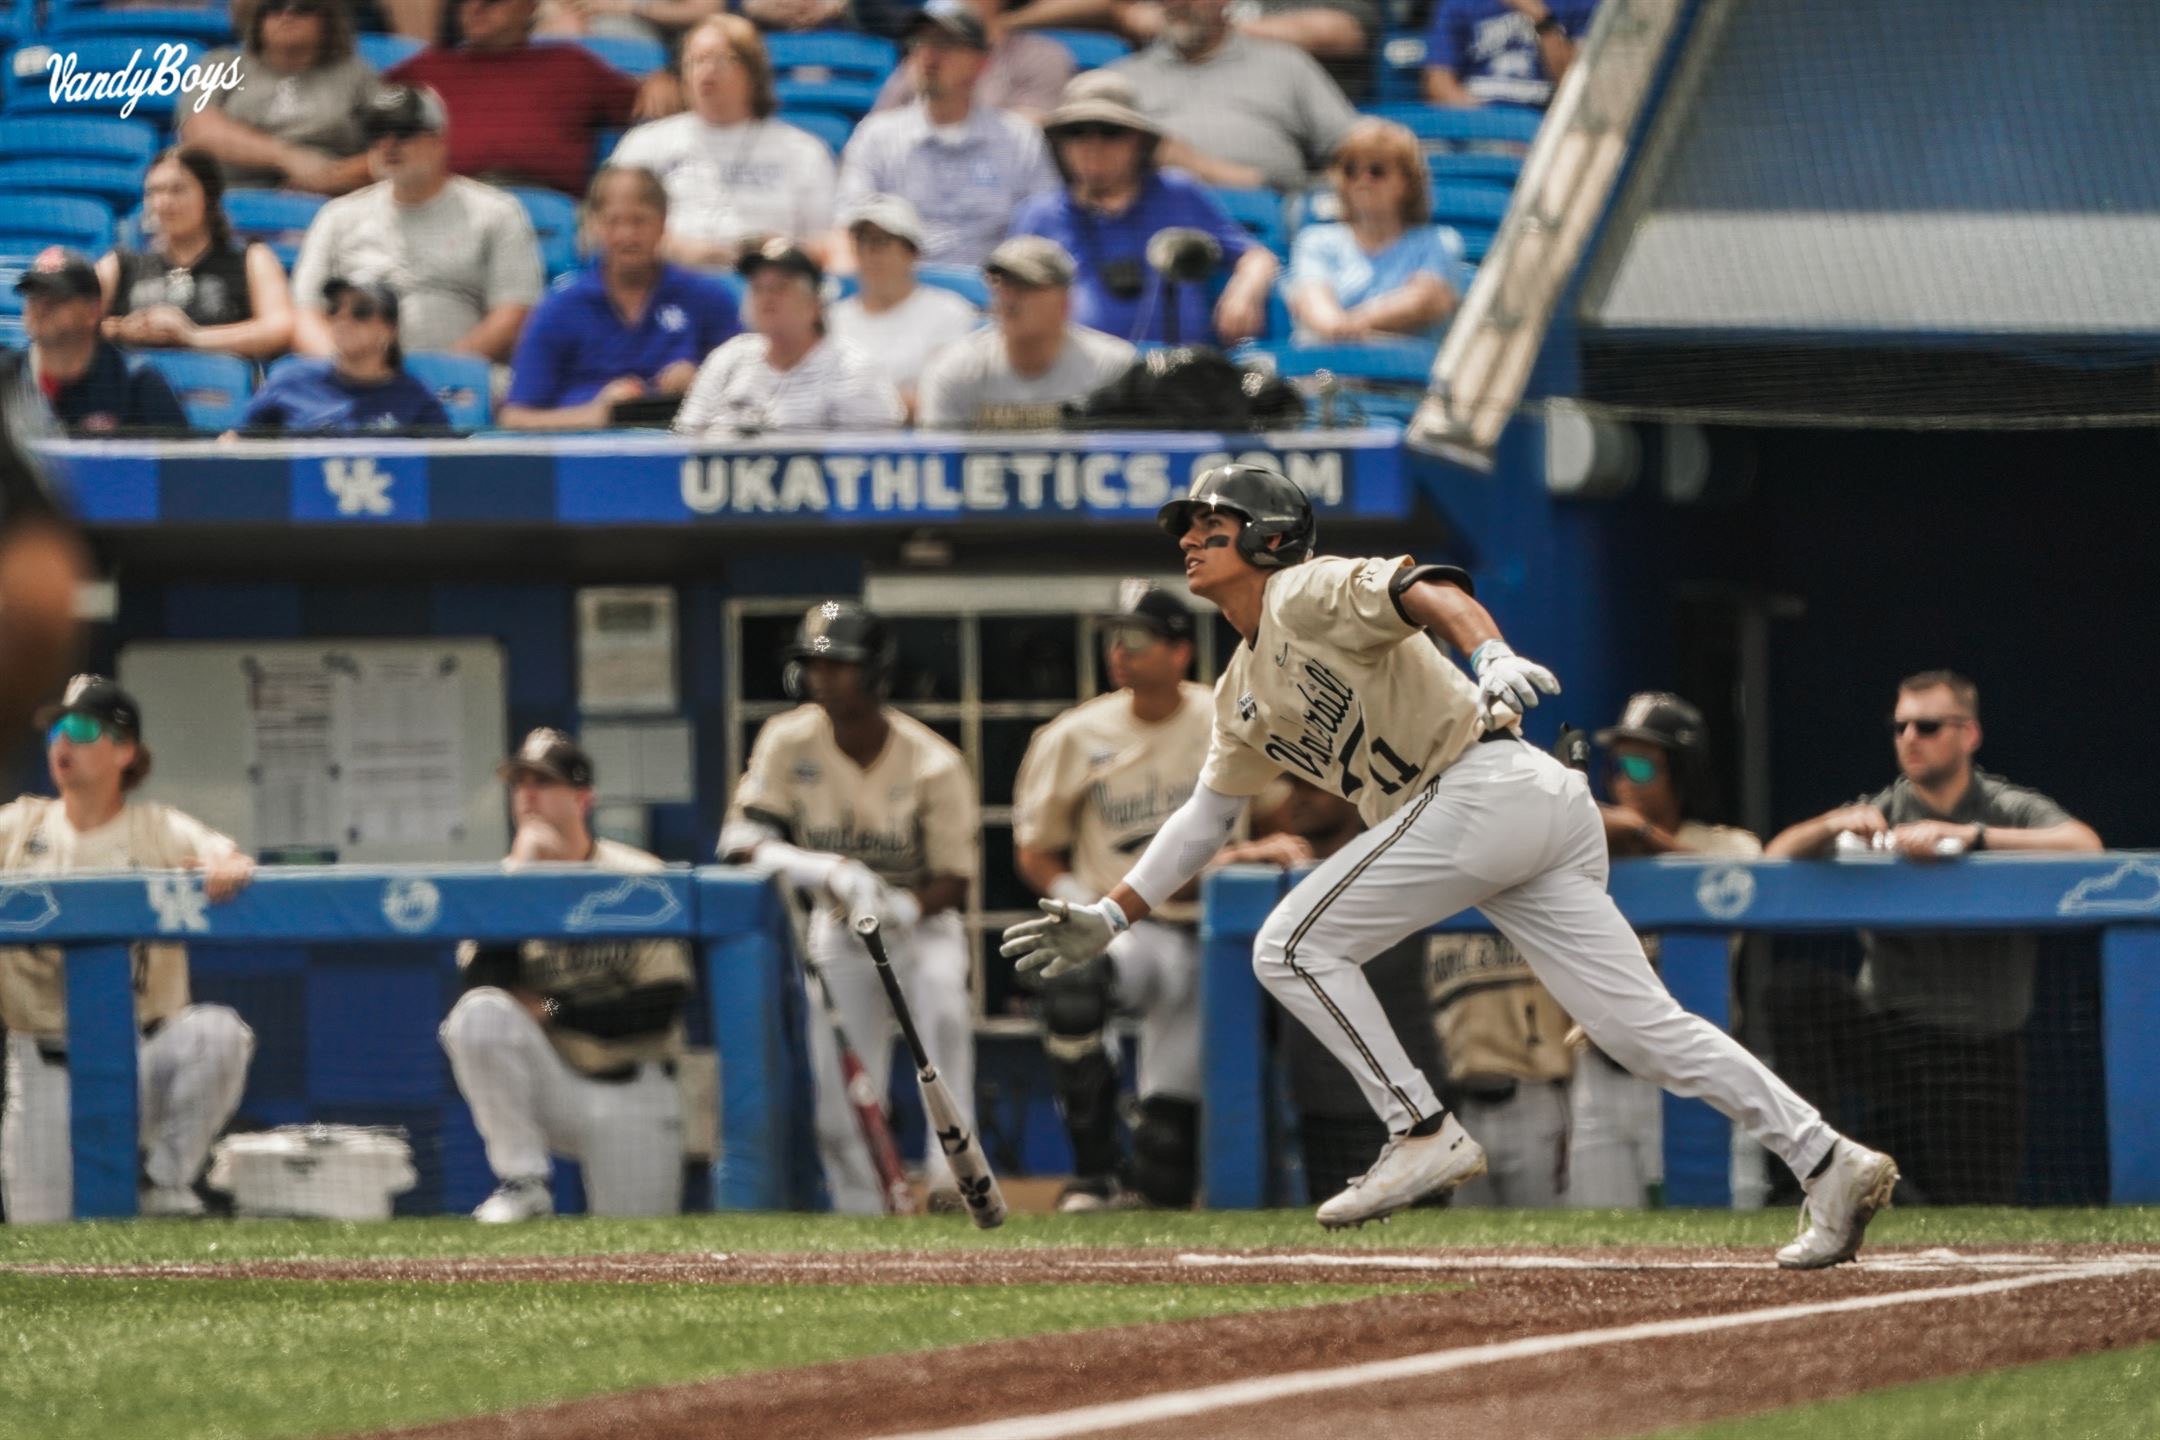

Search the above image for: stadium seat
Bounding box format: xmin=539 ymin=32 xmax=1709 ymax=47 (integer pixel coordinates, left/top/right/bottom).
xmin=356 ymin=32 xmax=423 ymax=72
xmin=779 ymin=108 xmax=852 ymax=155
xmin=1250 ymin=338 xmax=1438 ymax=384
xmin=593 ymin=127 xmax=625 ymax=166
xmin=47 ymin=3 xmax=235 ymax=43
xmin=765 ymin=30 xmax=899 ymax=82
xmin=403 ymin=350 xmax=491 ymax=428
xmin=222 ymin=188 xmax=325 ymax=270
xmin=1427 ymin=151 xmax=1525 ymax=186
xmin=1428 ymin=180 xmax=1512 ymax=228
xmin=0 ymin=195 xmax=116 ymax=254
xmin=1209 ymin=187 xmax=1291 ymax=257
xmin=773 ymin=77 xmax=882 ymax=122
xmin=0 ymin=251 xmax=37 ymax=315
xmin=1374 ymin=33 xmax=1427 ymax=104
xmin=1362 ymin=102 xmax=1544 ymax=148
xmin=6 ymin=36 xmax=217 ymax=121
xmin=133 ymin=348 xmax=253 ymax=431
xmin=509 ymin=186 xmax=582 ymax=280
xmin=0 ymin=314 xmax=24 ymax=348
xmin=0 ymin=157 xmax=146 ymax=211
xmin=916 ymin=265 xmax=988 ymax=309
xmin=1035 ymin=28 xmax=1130 ymax=71
xmin=539 ymin=33 xmax=666 ymax=78
xmin=0 ymin=114 xmax=158 ymax=167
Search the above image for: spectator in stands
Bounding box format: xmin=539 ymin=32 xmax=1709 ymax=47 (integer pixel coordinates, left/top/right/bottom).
xmin=610 ymin=16 xmax=838 ymax=268
xmin=1010 ymin=73 xmax=1275 ymax=345
xmin=501 ymin=165 xmax=742 ymax=429
xmin=1763 ymin=671 xmax=2100 ymax=1205
xmin=872 ymin=0 xmax=1072 ymax=121
xmin=291 ymin=84 xmax=545 ymax=363
xmin=1286 ymin=119 xmax=1465 ymax=343
xmin=96 ymin=149 xmax=297 ymax=363
xmin=230 ymin=279 xmax=453 ymax=434
xmin=673 ymin=240 xmax=903 ymax=434
xmin=181 ymin=0 xmax=379 ymax=195
xmin=1422 ymin=0 xmax=1592 ymax=110
xmin=824 ymin=195 xmax=982 ymax=416
xmin=836 ymin=2 xmax=1062 ymax=271
xmin=534 ymin=0 xmax=720 ymax=47
xmin=0 ymin=675 xmax=257 ymax=1223
xmin=1 ymin=251 xmax=188 ymax=435
xmin=917 ymin=236 xmax=1131 ymax=428
xmin=1227 ymin=0 xmax=1380 ymax=101
xmin=387 ymin=0 xmax=669 ymax=195
xmin=1108 ymin=0 xmax=1357 ymax=193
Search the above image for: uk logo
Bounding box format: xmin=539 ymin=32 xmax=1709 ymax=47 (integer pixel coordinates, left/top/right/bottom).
xmin=658 ymin=304 xmax=687 ymax=333
xmin=382 ymin=877 xmax=441 ymax=934
xmin=146 ymin=875 xmax=210 ymax=934
xmin=323 ymin=458 xmax=393 ymax=516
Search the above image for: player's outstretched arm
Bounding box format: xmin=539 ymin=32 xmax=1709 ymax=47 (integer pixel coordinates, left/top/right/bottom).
xmin=1396 ymin=575 xmax=1561 ymax=717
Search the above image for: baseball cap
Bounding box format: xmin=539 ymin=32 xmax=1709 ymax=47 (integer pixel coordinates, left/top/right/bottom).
xmin=361 ymin=83 xmax=448 ymax=140
xmin=1100 ymin=579 xmax=1195 ymax=641
xmin=497 ymin=727 xmax=595 ymax=788
xmin=14 ymin=247 xmax=100 ymax=302
xmin=984 ymin=235 xmax=1076 ymax=289
xmin=842 ymin=193 xmax=926 ymax=252
xmin=321 ymin=277 xmax=401 ymax=322
xmin=1595 ymin=692 xmax=1707 ymax=752
xmin=33 ymin=673 xmax=143 ymax=737
xmin=737 ymin=237 xmax=823 ymax=286
xmin=907 ymin=0 xmax=989 ymax=50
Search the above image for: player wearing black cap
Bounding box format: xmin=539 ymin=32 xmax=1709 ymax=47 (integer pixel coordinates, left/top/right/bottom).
xmin=440 ymin=727 xmax=696 ymax=1222
xmin=0 ymin=675 xmax=257 ymax=1221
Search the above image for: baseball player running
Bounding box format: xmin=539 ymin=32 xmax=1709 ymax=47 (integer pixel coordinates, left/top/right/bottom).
xmin=1 ymin=675 xmax=256 ymax=1222
xmin=1003 ymin=465 xmax=1898 ymax=1268
xmin=441 ymin=729 xmax=695 ymax=1222
xmin=1013 ymin=581 xmax=1310 ymax=1211
xmin=721 ymin=601 xmax=982 ymax=1214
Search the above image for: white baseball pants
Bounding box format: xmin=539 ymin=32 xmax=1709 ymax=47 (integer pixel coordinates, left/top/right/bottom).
xmin=804 ymin=909 xmax=975 ymax=1214
xmin=1253 ymin=739 xmax=1837 ymax=1182
xmin=1452 ymin=1080 xmax=1570 ymax=1208
xmin=1565 ymin=1046 xmax=1665 ymax=1208
xmin=2 ymin=1004 xmax=254 ymax=1224
xmin=1110 ymin=919 xmax=1201 ymax=1102
xmin=439 ymin=987 xmax=684 ymax=1216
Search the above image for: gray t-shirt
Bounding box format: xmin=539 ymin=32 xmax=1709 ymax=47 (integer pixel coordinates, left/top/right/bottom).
xmin=291 ymin=177 xmax=544 ymax=354
xmin=1858 ymin=768 xmax=2074 ymax=1037
xmin=916 ymin=322 xmax=1136 ymax=429
xmin=1111 ymin=33 xmax=1359 ymax=193
xmin=1228 ymin=0 xmax=1381 ymax=100
xmin=187 ymin=50 xmax=377 ymax=190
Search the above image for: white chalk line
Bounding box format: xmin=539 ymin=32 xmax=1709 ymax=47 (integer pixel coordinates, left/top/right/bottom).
xmin=866 ymin=1260 xmax=2147 ymax=1440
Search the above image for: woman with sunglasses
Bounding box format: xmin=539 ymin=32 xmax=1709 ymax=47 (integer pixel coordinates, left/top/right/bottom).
xmin=180 ymin=0 xmax=380 ymax=195
xmin=97 ymin=149 xmax=297 ymax=363
xmin=1285 ymin=117 xmax=1468 ymax=344
xmin=229 ymin=278 xmax=453 ymax=434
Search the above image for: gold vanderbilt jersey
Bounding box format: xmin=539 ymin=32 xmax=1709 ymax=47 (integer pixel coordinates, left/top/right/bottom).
xmin=1426 ymin=932 xmax=1574 ymax=1088
xmin=1012 ymin=682 xmax=1213 ymax=925
xmin=0 ymin=796 xmax=237 ymax=1038
xmin=1199 ymin=556 xmax=1485 ymax=828
xmin=730 ymin=703 xmax=980 ymax=890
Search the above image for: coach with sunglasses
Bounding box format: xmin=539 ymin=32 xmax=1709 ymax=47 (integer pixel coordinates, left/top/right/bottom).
xmin=1764 ymin=670 xmax=2100 ymax=1204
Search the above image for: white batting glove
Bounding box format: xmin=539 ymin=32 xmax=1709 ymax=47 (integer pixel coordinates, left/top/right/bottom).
xmin=1471 ymin=639 xmax=1561 ymax=716
xmin=1000 ymin=898 xmax=1127 ymax=981
xmin=827 ymin=859 xmax=885 ymax=923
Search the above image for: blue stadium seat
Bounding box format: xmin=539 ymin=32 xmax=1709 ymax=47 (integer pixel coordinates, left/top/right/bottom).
xmin=765 ymin=30 xmax=899 ymax=81
xmin=593 ymin=126 xmax=624 ymax=166
xmin=1374 ymin=33 xmax=1427 ymax=104
xmin=356 ymin=32 xmax=423 ymax=72
xmin=0 ymin=251 xmax=37 ymax=315
xmin=1251 ymin=338 xmax=1438 ymax=384
xmin=773 ymin=77 xmax=881 ymax=121
xmin=1209 ymin=186 xmax=1291 ymax=257
xmin=1035 ymin=28 xmax=1130 ymax=71
xmin=778 ymin=108 xmax=852 ymax=155
xmin=539 ymin=33 xmax=666 ymax=77
xmin=1427 ymin=151 xmax=1524 ymax=186
xmin=403 ymin=350 xmax=491 ymax=428
xmin=0 ymin=157 xmax=146 ymax=210
xmin=222 ymin=188 xmax=325 ymax=270
xmin=0 ymin=114 xmax=159 ymax=166
xmin=1428 ymin=179 xmax=1512 ymax=227
xmin=6 ymin=36 xmax=217 ymax=120
xmin=133 ymin=347 xmax=253 ymax=430
xmin=0 ymin=195 xmax=116 ymax=254
xmin=916 ymin=265 xmax=988 ymax=309
xmin=48 ymin=4 xmax=235 ymax=43
xmin=0 ymin=314 xmax=24 ymax=348
xmin=509 ymin=186 xmax=582 ymax=280
xmin=1362 ymin=102 xmax=1543 ymax=148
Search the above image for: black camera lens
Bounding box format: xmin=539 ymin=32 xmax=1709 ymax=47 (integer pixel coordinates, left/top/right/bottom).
xmin=1100 ymin=258 xmax=1144 ymax=300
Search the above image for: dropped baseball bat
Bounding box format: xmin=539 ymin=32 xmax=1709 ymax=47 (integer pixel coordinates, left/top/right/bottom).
xmin=801 ymin=949 xmax=916 ymax=1217
xmin=855 ymin=914 xmax=1008 ymax=1229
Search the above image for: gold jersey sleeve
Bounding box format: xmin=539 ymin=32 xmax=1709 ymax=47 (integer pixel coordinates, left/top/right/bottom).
xmin=1426 ymin=932 xmax=1574 ymax=1087
xmin=1199 ymin=555 xmax=1487 ymax=829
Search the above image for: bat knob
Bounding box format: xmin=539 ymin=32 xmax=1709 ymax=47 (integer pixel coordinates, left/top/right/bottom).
xmin=853 ymin=914 xmax=880 ymax=937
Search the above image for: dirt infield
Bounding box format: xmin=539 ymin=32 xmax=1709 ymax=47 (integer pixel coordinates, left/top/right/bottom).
xmin=18 ymin=1247 xmax=2159 ymax=1439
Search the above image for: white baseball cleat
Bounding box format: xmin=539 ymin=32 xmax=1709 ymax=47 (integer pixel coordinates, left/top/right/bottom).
xmin=1776 ymin=1141 xmax=1899 ymax=1270
xmin=139 ymin=1184 xmax=207 ymax=1218
xmin=473 ymin=1176 xmax=554 ymax=1223
xmin=1315 ymin=1114 xmax=1486 ymax=1229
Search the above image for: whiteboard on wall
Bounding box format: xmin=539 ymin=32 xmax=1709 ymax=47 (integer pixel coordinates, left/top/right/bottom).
xmin=117 ymin=640 xmax=511 ymax=864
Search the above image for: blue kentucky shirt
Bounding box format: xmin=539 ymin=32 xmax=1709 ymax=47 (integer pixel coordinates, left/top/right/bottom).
xmin=239 ymin=360 xmax=452 ymax=433
xmin=506 ymin=262 xmax=742 ymax=410
xmin=1425 ymin=0 xmax=1596 ymax=109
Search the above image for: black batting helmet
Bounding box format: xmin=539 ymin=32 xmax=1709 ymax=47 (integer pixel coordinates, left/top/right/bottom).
xmin=1596 ymin=691 xmax=1720 ymax=822
xmin=782 ymin=600 xmax=896 ymax=700
xmin=1156 ymin=463 xmax=1314 ymax=570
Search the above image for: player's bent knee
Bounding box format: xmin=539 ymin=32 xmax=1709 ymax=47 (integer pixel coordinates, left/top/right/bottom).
xmin=1039 ymin=956 xmax=1113 ymax=1045
xmin=1129 ymin=1095 xmax=1200 ymax=1208
xmin=441 ymin=986 xmax=532 ymax=1049
xmin=177 ymin=1003 xmax=254 ymax=1057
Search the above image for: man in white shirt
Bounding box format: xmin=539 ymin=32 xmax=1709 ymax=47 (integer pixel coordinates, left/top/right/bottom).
xmin=673 ymin=240 xmax=904 ymax=436
xmin=290 ymin=84 xmax=544 ymax=362
xmin=917 ymin=236 xmax=1134 ymax=429
xmin=824 ymin=194 xmax=982 ymax=416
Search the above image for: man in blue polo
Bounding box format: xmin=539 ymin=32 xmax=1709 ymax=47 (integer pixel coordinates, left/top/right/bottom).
xmin=1008 ymin=73 xmax=1276 ymax=347
xmin=1 ymin=249 xmax=187 ymax=435
xmin=501 ymin=165 xmax=742 ymax=431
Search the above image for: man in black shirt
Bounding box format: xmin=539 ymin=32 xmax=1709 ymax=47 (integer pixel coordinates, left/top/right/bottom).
xmin=2 ymin=249 xmax=188 ymax=435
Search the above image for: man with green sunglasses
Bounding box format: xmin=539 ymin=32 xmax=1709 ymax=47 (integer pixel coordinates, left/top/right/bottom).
xmin=1 ymin=674 xmax=257 ymax=1223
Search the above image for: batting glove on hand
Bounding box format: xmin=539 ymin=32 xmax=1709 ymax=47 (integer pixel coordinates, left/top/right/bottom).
xmin=1471 ymin=640 xmax=1561 ymax=717
xmin=827 ymin=859 xmax=885 ymax=924
xmin=1000 ymin=898 xmax=1127 ymax=981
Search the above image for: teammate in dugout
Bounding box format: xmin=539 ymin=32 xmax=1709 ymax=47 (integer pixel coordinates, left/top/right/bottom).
xmin=1012 ymin=580 xmax=1314 ymax=1211
xmin=720 ymin=601 xmax=983 ymax=1214
xmin=1 ymin=675 xmax=257 ymax=1222
xmin=1002 ymin=463 xmax=1899 ymax=1268
xmin=441 ymin=729 xmax=694 ymax=1223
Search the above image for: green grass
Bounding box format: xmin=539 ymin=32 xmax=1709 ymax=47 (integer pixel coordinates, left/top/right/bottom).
xmin=0 ymin=1276 xmax=1398 ymax=1440
xmin=1651 ymin=1340 xmax=2160 ymax=1440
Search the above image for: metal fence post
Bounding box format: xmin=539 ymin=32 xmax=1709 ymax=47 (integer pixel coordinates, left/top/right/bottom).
xmin=2101 ymin=923 xmax=2160 ymax=1204
xmin=64 ymin=943 xmax=140 ymax=1219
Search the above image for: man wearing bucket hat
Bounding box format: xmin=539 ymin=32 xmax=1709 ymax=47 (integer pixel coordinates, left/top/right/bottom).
xmin=1009 ymin=71 xmax=1276 ymax=346
xmin=916 ymin=235 xmax=1132 ymax=428
xmin=0 ymin=675 xmax=257 ymax=1222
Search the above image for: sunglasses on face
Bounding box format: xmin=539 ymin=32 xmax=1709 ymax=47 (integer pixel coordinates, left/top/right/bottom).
xmin=261 ymin=0 xmax=328 ymax=14
xmin=1889 ymin=716 xmax=1969 ymax=737
xmin=1335 ymin=160 xmax=1394 ymax=180
xmin=48 ymin=713 xmax=108 ymax=746
xmin=1609 ymin=753 xmax=1660 ymax=785
xmin=331 ymin=301 xmax=381 ymax=322
xmin=1103 ymin=624 xmax=1163 ymax=655
xmin=1061 ymin=125 xmax=1133 ymax=142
